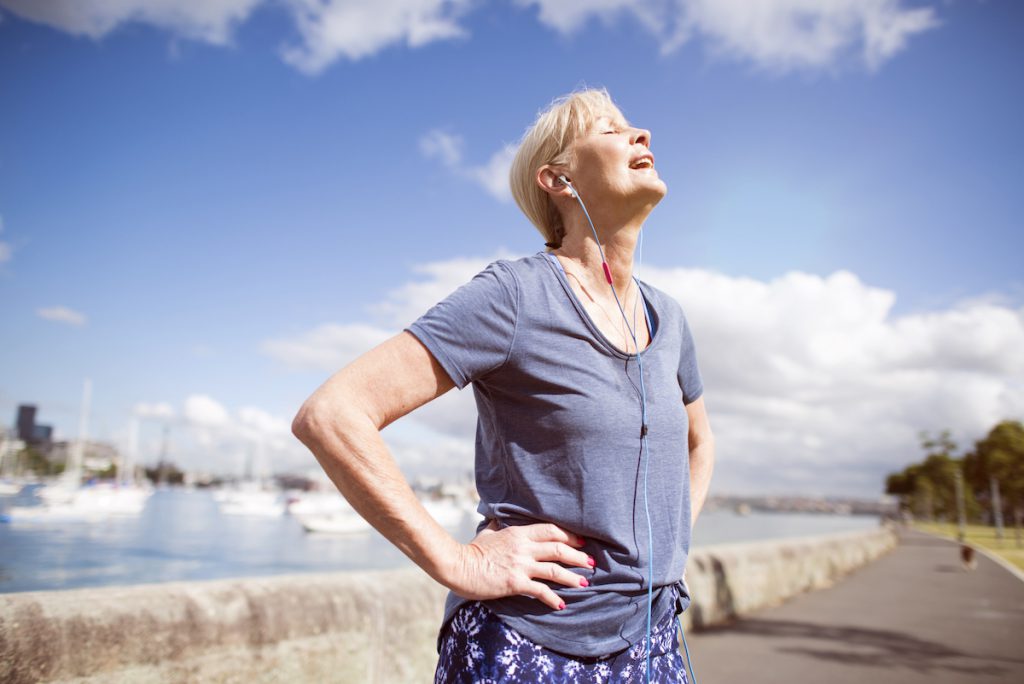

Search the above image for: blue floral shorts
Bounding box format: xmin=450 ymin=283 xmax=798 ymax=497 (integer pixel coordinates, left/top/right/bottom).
xmin=434 ymin=600 xmax=688 ymax=684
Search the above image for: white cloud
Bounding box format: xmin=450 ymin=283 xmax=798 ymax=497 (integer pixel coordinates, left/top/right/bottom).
xmin=183 ymin=394 xmax=230 ymax=428
xmin=131 ymin=395 xmax=307 ymax=474
xmin=519 ymin=0 xmax=940 ymax=73
xmin=515 ymin=0 xmax=666 ymax=36
xmin=371 ymin=251 xmax=521 ymax=328
xmin=261 ymin=322 xmax=393 ymax=371
xmin=420 ymin=129 xmax=516 ymax=202
xmin=468 ymin=145 xmax=518 ymax=202
xmin=1 ymin=0 xmax=939 ymax=75
xmin=237 ymin=405 xmax=290 ymax=435
xmin=266 ymin=252 xmax=1024 ymax=497
xmin=236 ymin=405 xmax=293 ymax=450
xmin=640 ymin=263 xmax=1024 ymax=495
xmin=419 ymin=129 xmax=464 ymax=168
xmin=133 ymin=401 xmax=175 ymax=420
xmin=0 ymin=0 xmax=263 ymax=44
xmin=383 ymin=426 xmax=475 ymax=477
xmin=37 ymin=306 xmax=87 ymax=326
xmin=673 ymin=0 xmax=941 ymax=74
xmin=280 ymin=0 xmax=473 ymax=75
xmin=260 ymin=253 xmax=519 ymax=372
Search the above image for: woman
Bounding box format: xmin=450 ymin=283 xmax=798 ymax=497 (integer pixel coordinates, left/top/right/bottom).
xmin=292 ymin=87 xmax=715 ymax=683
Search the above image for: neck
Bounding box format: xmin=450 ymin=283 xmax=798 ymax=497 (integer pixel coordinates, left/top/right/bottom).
xmin=553 ymin=212 xmax=643 ymax=295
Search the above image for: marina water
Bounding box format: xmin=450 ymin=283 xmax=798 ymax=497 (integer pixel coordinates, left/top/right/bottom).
xmin=0 ymin=487 xmax=881 ymax=594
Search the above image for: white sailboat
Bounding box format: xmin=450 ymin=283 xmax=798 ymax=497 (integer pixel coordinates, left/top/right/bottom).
xmin=218 ymin=483 xmax=286 ymax=517
xmin=421 ymin=496 xmax=471 ymax=529
xmin=288 ymin=490 xmax=371 ymax=534
xmin=216 ymin=443 xmax=285 ymax=517
xmin=297 ymin=509 xmax=372 ymax=534
xmin=9 ymin=380 xmax=152 ymax=521
xmin=291 ymin=492 xmax=470 ymax=535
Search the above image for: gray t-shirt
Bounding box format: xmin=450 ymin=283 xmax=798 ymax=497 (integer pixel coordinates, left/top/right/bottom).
xmin=405 ymin=250 xmax=704 ymax=657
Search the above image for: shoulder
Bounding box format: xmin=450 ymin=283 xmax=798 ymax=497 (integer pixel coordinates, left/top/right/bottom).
xmin=480 ymin=252 xmax=553 ymax=294
xmin=493 ymin=251 xmax=550 ymax=280
xmin=458 ymin=256 xmax=523 ymax=298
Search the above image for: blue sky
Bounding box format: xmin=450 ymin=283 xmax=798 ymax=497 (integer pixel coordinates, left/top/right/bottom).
xmin=1 ymin=0 xmax=1021 ymax=497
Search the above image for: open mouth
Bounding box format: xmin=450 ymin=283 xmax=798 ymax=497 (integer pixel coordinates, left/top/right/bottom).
xmin=629 ymin=155 xmax=654 ymax=170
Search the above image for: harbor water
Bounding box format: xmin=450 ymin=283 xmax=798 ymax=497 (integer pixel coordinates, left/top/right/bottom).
xmin=0 ymin=487 xmax=881 ymax=594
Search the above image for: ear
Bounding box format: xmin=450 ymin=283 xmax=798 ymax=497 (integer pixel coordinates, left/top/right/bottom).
xmin=536 ymin=165 xmax=573 ymax=198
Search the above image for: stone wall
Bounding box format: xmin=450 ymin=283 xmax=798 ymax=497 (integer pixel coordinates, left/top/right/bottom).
xmin=0 ymin=524 xmax=897 ymax=683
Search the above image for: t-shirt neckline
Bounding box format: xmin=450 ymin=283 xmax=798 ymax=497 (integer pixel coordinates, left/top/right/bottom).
xmin=539 ymin=251 xmax=661 ymax=359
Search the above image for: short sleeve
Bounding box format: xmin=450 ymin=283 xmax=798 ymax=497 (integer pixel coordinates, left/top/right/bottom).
xmin=678 ymin=309 xmax=704 ymax=404
xmin=404 ymin=260 xmax=519 ymax=390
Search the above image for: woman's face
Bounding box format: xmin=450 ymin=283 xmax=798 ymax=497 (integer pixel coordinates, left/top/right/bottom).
xmin=565 ymin=109 xmax=667 ymax=208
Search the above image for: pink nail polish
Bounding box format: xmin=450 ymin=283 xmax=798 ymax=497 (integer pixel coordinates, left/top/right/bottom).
xmin=580 ymin=578 xmax=589 ymax=588
xmin=587 ymin=556 xmax=595 ymax=567
xmin=558 ymin=601 xmax=566 ymax=610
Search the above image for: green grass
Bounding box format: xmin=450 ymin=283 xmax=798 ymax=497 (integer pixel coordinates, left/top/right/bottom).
xmin=911 ymin=521 xmax=1024 ymax=572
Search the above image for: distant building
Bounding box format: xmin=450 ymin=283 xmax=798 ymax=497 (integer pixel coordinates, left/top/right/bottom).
xmin=16 ymin=404 xmax=53 ymax=446
xmin=16 ymin=405 xmax=36 ymax=442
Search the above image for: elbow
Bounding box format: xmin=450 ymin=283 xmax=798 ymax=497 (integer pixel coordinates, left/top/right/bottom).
xmin=292 ymin=400 xmax=323 ymax=445
xmin=292 ymin=398 xmax=368 ymax=447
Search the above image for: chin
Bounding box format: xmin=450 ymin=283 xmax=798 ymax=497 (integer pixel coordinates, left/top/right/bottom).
xmin=642 ymin=177 xmax=668 ymax=202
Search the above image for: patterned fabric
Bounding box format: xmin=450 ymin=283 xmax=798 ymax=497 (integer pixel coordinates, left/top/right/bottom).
xmin=434 ymin=600 xmax=689 ymax=684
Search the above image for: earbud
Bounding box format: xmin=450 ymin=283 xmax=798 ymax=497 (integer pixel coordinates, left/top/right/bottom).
xmin=557 ymin=174 xmax=578 ymax=199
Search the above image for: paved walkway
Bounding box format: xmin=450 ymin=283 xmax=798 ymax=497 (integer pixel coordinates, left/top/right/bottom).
xmin=679 ymin=527 xmax=1024 ymax=684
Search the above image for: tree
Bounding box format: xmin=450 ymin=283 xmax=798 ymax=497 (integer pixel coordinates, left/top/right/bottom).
xmin=16 ymin=446 xmax=63 ymax=476
xmin=963 ymin=420 xmax=1024 ymax=526
xmin=884 ymin=429 xmax=982 ymax=522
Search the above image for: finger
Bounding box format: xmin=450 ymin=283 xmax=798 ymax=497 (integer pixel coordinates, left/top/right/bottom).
xmin=523 ymin=523 xmax=585 ymax=547
xmin=533 ymin=541 xmax=593 ymax=569
xmin=524 ymin=580 xmax=566 ymax=611
xmin=532 ymin=561 xmax=590 ymax=589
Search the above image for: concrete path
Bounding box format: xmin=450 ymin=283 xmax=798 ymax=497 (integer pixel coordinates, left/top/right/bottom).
xmin=679 ymin=527 xmax=1024 ymax=684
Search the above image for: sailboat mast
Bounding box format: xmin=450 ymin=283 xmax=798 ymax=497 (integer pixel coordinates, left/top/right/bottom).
xmin=66 ymin=378 xmax=91 ymax=485
xmin=124 ymin=416 xmax=139 ymax=487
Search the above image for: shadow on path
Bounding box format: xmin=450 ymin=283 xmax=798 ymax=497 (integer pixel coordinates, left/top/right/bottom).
xmin=699 ymin=615 xmax=1019 ymax=678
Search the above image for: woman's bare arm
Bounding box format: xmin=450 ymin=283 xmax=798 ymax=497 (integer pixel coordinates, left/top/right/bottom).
xmin=292 ymin=330 xmax=592 ymax=610
xmin=292 ymin=330 xmax=460 ymax=582
xmin=686 ymin=395 xmax=715 ymax=528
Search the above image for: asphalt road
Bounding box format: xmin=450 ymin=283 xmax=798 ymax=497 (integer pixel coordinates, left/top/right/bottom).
xmin=678 ymin=527 xmax=1024 ymax=684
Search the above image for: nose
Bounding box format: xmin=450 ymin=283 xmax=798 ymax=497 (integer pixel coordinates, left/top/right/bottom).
xmin=630 ymin=127 xmax=651 ymax=148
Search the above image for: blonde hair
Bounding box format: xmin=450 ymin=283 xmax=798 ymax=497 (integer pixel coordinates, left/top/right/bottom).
xmin=509 ymin=87 xmax=626 ymax=252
